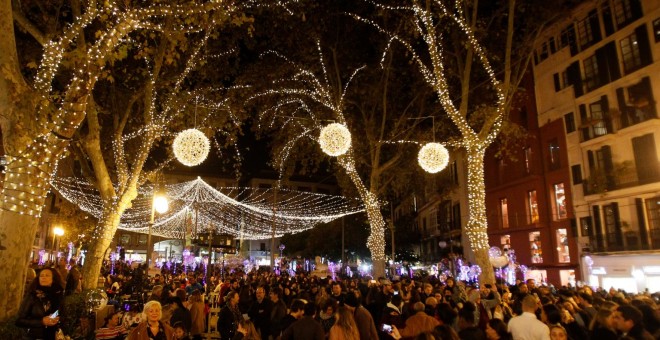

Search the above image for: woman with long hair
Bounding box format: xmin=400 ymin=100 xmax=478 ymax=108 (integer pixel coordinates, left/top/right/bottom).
xmin=16 ymin=267 xmax=64 ymax=340
xmin=188 ymin=290 xmax=206 ymax=340
xmin=232 ymin=319 xmax=261 ymax=340
xmin=329 ymin=307 xmax=360 ymax=340
xmin=588 ymin=308 xmax=618 ymax=340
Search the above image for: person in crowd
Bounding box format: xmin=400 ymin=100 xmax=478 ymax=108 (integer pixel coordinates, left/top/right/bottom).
xmin=507 ymin=295 xmax=550 ymax=340
xmin=218 ymin=291 xmax=243 ymax=340
xmin=392 ymin=301 xmax=440 ymax=339
xmin=149 ymin=285 xmax=164 ymax=302
xmin=382 ymin=293 xmax=405 ymax=331
xmin=56 ymin=257 xmax=68 ymax=288
xmin=614 ymin=304 xmax=655 ymax=340
xmin=456 ymin=302 xmax=486 ymax=340
xmin=127 ymin=300 xmax=175 ymax=340
xmin=248 ymin=286 xmax=273 ymax=339
xmin=467 ymin=285 xmax=501 ymax=330
xmin=188 ymin=290 xmax=206 ymax=340
xmin=328 ymin=307 xmax=360 ymax=340
xmin=548 ymin=325 xmax=567 ymax=340
xmin=233 ymin=319 xmax=261 ymax=340
xmin=433 ymin=324 xmax=460 ymax=340
xmin=96 ymin=311 xmax=128 ymax=340
xmin=173 ymin=321 xmax=191 ymax=340
xmin=280 ymin=301 xmax=324 ymax=340
xmin=278 ymin=299 xmax=306 ymax=337
xmin=169 ymin=295 xmax=192 ymax=336
xmin=16 ymin=267 xmax=64 ymax=340
xmin=269 ymin=287 xmax=288 ymax=337
xmin=485 ymin=318 xmax=511 ymax=340
xmin=65 ymin=259 xmax=82 ymax=295
xmin=343 ymin=291 xmax=379 ymax=340
xmin=315 ymin=298 xmax=337 ymax=336
xmin=330 ymin=281 xmax=346 ymax=306
xmin=588 ymin=307 xmax=619 ymax=340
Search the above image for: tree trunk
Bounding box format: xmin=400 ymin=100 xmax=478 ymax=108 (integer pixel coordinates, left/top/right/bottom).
xmin=81 ymin=211 xmax=122 ymax=289
xmin=338 ymin=156 xmax=387 ymax=278
xmin=465 ymin=148 xmax=496 ymax=286
xmin=0 ymin=137 xmax=67 ymax=321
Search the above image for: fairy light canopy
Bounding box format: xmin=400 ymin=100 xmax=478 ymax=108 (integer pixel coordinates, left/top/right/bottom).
xmin=51 ymin=176 xmax=364 ymax=240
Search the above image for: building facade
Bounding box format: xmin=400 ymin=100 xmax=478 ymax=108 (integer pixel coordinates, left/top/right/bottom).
xmin=532 ymin=0 xmax=660 ymax=292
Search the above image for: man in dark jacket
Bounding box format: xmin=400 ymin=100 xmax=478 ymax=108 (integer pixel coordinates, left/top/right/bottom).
xmin=615 ymin=305 xmax=655 ymax=340
xmin=281 ymin=302 xmax=324 ymax=340
xmin=248 ymin=286 xmax=273 ymax=339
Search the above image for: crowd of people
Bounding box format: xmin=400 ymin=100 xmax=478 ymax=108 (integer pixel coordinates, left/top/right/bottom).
xmin=14 ymin=258 xmax=660 ymax=340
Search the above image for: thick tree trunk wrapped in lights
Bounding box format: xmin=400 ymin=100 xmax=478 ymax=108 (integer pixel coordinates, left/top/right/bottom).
xmin=0 ymin=0 xmax=239 ymax=321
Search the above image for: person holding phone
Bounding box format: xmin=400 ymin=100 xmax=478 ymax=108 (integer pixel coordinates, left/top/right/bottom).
xmin=16 ymin=267 xmax=64 ymax=340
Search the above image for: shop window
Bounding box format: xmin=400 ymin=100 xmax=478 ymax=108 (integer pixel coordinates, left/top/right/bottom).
xmin=530 ymin=231 xmax=543 ymax=263
xmin=553 ymin=183 xmax=568 ymax=220
xmin=556 ymin=228 xmax=571 ymax=263
xmin=527 ymin=190 xmax=539 ymax=224
xmin=500 ymin=198 xmax=509 ymax=229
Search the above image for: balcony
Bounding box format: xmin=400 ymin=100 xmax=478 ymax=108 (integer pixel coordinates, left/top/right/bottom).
xmin=583 ymin=162 xmax=660 ymax=195
xmin=616 ymin=105 xmax=657 ymax=130
xmin=587 ymin=230 xmax=660 ymax=253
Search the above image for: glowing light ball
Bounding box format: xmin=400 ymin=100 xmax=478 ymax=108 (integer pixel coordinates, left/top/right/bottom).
xmin=418 ymin=142 xmax=449 ymax=173
xmin=319 ymin=123 xmax=351 ymax=156
xmin=172 ymin=128 xmax=210 ymax=166
xmin=488 ymin=246 xmax=503 ymax=258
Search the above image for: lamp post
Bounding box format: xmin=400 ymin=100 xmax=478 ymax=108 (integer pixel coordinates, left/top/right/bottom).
xmin=147 ymin=190 xmax=169 ymax=270
xmin=52 ymin=226 xmax=64 ymax=261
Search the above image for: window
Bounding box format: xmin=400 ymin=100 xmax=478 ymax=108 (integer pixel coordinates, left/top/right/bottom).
xmin=577 ymin=10 xmax=600 ymax=49
xmin=564 ymin=112 xmax=576 ymax=133
xmin=553 ymin=183 xmax=568 ymax=220
xmin=556 ymin=228 xmax=571 ymax=263
xmin=548 ymin=139 xmax=561 ymax=170
xmin=620 ymin=31 xmax=642 ymax=73
xmin=583 ymin=55 xmax=599 ymax=91
xmin=654 ymin=18 xmax=660 ymax=42
xmin=529 ymin=231 xmax=543 ymax=263
xmin=527 ymin=190 xmax=539 ymax=224
xmin=589 ymin=101 xmax=608 ymax=136
xmin=500 ymin=198 xmax=509 ymax=229
xmin=524 ymin=147 xmax=532 ymax=174
xmin=613 ymin=0 xmax=642 ymax=29
xmin=260 ymin=243 xmax=266 ymax=251
xmin=501 ymin=235 xmax=511 ymax=251
xmin=571 ymin=165 xmax=583 ymax=185
xmin=120 ymin=234 xmax=131 ymax=246
xmin=618 ymin=77 xmax=656 ymax=127
xmin=580 ymin=217 xmax=593 ymax=237
xmin=138 ymin=235 xmax=147 ymax=246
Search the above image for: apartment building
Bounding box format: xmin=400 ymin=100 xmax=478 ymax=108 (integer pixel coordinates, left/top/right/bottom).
xmin=532 ymin=0 xmax=660 ymax=292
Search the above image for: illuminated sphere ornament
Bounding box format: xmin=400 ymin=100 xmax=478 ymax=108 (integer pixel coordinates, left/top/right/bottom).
xmin=418 ymin=142 xmax=449 ymax=173
xmin=172 ymin=128 xmax=210 ymax=166
xmin=488 ymin=246 xmax=503 ymax=258
xmin=319 ymin=123 xmax=351 ymax=156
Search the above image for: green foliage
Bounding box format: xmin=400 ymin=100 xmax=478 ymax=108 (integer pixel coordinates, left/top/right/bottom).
xmin=60 ymin=292 xmax=90 ymax=338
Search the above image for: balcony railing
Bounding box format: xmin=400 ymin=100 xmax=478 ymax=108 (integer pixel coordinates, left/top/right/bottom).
xmin=587 ymin=230 xmax=660 ymax=252
xmin=579 ymin=110 xmax=658 ymax=143
xmin=583 ymin=162 xmax=660 ymax=195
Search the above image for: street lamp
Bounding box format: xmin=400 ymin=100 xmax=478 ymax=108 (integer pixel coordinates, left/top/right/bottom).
xmin=147 ymin=190 xmax=168 ymax=270
xmin=279 ymin=243 xmax=285 ymax=258
xmin=53 ymin=226 xmax=64 ymax=260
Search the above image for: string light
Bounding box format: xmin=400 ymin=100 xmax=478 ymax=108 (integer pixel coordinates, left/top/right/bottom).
xmin=173 ymin=129 xmax=211 ymax=166
xmin=51 ymin=176 xmax=364 ymax=239
xmin=418 ymin=142 xmax=449 ymax=173
xmin=319 ymin=123 xmax=351 ymax=156
xmin=250 ymin=41 xmax=389 ymax=266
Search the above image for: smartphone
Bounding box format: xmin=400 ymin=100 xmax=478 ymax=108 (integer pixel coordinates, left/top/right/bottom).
xmin=381 ymin=324 xmax=392 ymax=333
xmin=50 ymin=310 xmax=59 ymax=318
xmin=393 ymin=291 xmax=399 ymax=295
